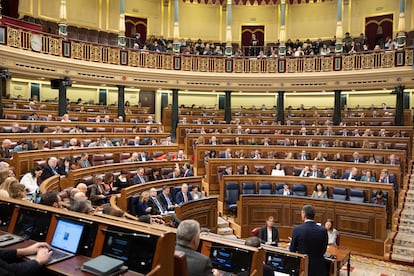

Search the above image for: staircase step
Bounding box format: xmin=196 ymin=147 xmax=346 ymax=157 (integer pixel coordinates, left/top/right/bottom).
xmin=217 ymin=216 xmax=229 ymax=228
xmin=390 ymin=253 xmax=414 ymax=263
xmin=217 ymin=227 xmax=234 ymax=236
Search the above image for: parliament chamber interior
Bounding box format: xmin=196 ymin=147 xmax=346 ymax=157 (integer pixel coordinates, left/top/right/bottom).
xmin=0 ymin=0 xmax=414 ymax=275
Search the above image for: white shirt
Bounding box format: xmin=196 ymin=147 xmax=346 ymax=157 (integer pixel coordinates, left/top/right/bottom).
xmin=20 ymin=173 xmax=38 ymax=195
xmin=271 ymin=169 xmax=285 ymax=176
xmin=267 ymin=228 xmax=273 ymax=243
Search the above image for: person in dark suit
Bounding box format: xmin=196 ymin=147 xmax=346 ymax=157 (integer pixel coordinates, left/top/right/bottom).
xmin=40 ymin=157 xmax=59 ymax=182
xmin=157 ymin=186 xmax=177 ymax=211
xmin=378 ymin=169 xmax=398 ymax=192
xmin=175 ymin=219 xmax=213 ymax=276
xmin=0 ymin=242 xmax=52 ymax=275
xmin=148 ymin=187 xmax=165 ymax=215
xmin=258 ymin=216 xmax=279 ymax=246
xmin=175 ymin=183 xmax=193 ymax=205
xmin=132 ymin=168 xmax=146 ymax=185
xmin=290 ymin=205 xmax=328 ymax=276
xmin=180 ymin=163 xmax=194 ymax=177
xmin=167 ymin=168 xmax=181 ymax=179
xmin=349 ymin=151 xmax=364 ymax=163
xmin=340 ymin=167 xmax=361 ymax=181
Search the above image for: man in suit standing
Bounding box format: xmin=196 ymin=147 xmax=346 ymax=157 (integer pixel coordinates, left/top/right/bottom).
xmin=290 ymin=205 xmax=328 ymax=276
xmin=175 ymin=220 xmax=213 ymax=276
xmin=258 ymin=216 xmax=279 ymax=246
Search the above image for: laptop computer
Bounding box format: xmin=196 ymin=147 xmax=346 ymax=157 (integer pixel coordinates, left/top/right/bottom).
xmin=27 ymin=219 xmax=85 ymax=265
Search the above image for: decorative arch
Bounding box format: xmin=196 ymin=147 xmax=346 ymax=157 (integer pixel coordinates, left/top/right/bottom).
xmin=125 ymin=16 xmax=148 ymax=44
xmin=365 ymin=14 xmax=393 ymax=50
xmin=241 ymin=25 xmax=265 ymax=56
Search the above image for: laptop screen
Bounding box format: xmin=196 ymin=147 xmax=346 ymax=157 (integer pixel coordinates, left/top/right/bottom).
xmin=51 ymin=219 xmax=84 ymax=253
xmin=209 ymin=243 xmax=252 ymax=274
xmin=265 ymin=250 xmax=301 ymax=276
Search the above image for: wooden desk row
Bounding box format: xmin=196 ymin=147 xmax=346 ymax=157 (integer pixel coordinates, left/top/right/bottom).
xmin=3 ymin=108 xmax=153 ymax=122
xmin=0 ymin=133 xmax=171 ymax=150
xmin=3 ymin=99 xmax=150 ymax=114
xmin=184 ymin=133 xmax=411 ymax=157
xmin=195 ymin=145 xmax=404 ymax=182
xmin=234 ymin=195 xmax=387 ymax=257
xmin=176 ymin=124 xmax=413 ymax=146
xmin=9 ymin=146 xmax=180 ymax=179
xmin=0 ymin=120 xmax=163 ymax=133
xmin=219 ymin=175 xmax=394 ymax=225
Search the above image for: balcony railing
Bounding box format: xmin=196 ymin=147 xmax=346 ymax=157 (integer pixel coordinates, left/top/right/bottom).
xmin=1 ymin=24 xmax=413 ymax=74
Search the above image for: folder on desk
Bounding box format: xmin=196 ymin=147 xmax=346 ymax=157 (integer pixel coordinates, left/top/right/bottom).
xmin=81 ymin=255 xmax=126 ymax=276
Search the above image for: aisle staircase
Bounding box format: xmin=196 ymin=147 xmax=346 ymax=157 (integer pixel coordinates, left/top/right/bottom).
xmin=389 ymin=167 xmax=414 ymax=264
xmin=216 ymin=216 xmax=237 ymax=238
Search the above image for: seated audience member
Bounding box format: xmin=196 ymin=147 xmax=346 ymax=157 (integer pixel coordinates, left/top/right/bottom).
xmin=366 ymin=154 xmax=378 ymax=164
xmin=258 ymin=216 xmax=279 ymax=246
xmin=325 ymin=219 xmax=338 ymax=246
xmin=73 ymin=191 xmax=88 ymax=201
xmin=175 ymin=183 xmax=193 ymax=204
xmin=127 ymin=152 xmax=140 ymax=162
xmin=350 ymin=151 xmax=364 ymax=163
xmin=57 ymin=157 xmax=72 ymax=176
xmin=323 ymin=167 xmax=333 ymax=179
xmin=271 ymin=162 xmax=285 ymax=176
xmin=314 ymin=151 xmax=326 ymax=161
xmin=190 ymin=186 xmax=203 ymax=200
xmin=76 ymin=183 xmax=88 ymax=195
xmin=238 ymin=164 xmax=250 ymax=175
xmin=378 ymin=169 xmax=397 ymax=191
xmin=39 ymin=191 xmax=63 ymax=208
xmin=360 ymin=169 xmax=376 ymax=182
xmin=80 ymin=153 xmax=91 ymax=168
xmin=20 ymin=166 xmax=43 ymax=202
xmin=63 ymin=138 xmax=78 ymax=148
xmin=299 ymin=166 xmax=311 ymax=177
xmin=222 ymin=165 xmax=233 ymax=176
xmin=251 ymin=149 xmax=262 ymax=159
xmin=6 ymin=179 xmax=26 ymax=200
xmin=386 ymin=154 xmax=398 ymax=165
xmin=103 ymin=172 xmax=115 ymax=195
xmin=13 ymin=140 xmax=29 ymax=152
xmin=340 ymin=167 xmax=360 ymax=181
xmin=40 ymin=157 xmax=59 ymax=182
xmin=168 ymin=168 xmax=181 ymax=179
xmin=113 ymin=169 xmax=131 ymax=191
xmin=158 ymin=186 xmax=177 ymax=211
xmin=309 ymin=164 xmax=322 ymax=178
xmin=88 ymin=176 xmax=107 ymax=205
xmin=0 ymin=242 xmax=52 ymax=275
xmin=219 ymin=148 xmax=232 ymax=158
xmin=175 ymin=220 xmax=214 ymax=276
xmin=181 ymin=163 xmax=194 ymax=177
xmin=281 ymin=184 xmax=292 ymax=196
xmin=174 ymin=150 xmax=186 ymax=161
xmin=138 ymin=151 xmax=149 ymax=161
xmin=0 ymin=139 xmax=12 ymax=160
xmin=69 ymin=200 xmax=94 ymax=214
xmin=332 ymin=152 xmax=343 ymax=161
xmin=244 ymin=237 xmax=274 ymax=276
xmin=311 ymin=183 xmax=328 ymax=199
xmin=372 ymin=190 xmax=387 ymax=206
xmin=132 ymin=167 xmax=147 ymax=185
xmin=148 ymin=188 xmax=165 ymax=215
xmin=298 ymin=150 xmax=309 ymax=160
xmin=133 ymin=191 xmax=152 ymax=216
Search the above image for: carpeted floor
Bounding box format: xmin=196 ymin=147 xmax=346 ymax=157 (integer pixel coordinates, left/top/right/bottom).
xmin=338 ymin=254 xmax=414 ymax=276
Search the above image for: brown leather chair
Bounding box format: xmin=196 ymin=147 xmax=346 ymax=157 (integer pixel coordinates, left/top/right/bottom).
xmin=251 ymin=227 xmax=261 ymax=237
xmin=174 ymin=250 xmax=189 ymax=276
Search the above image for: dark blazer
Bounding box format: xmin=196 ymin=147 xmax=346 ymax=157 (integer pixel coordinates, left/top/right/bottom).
xmin=175 ymin=191 xmax=193 ymax=205
xmin=340 ymin=172 xmax=361 ymax=181
xmin=148 ymin=197 xmax=164 ymax=215
xmin=290 ymin=221 xmax=328 ymax=276
xmin=309 ymin=171 xmax=323 ymax=178
xmin=175 ymin=244 xmax=213 ymax=276
xmin=131 ymin=174 xmax=146 ymax=185
xmin=0 ymin=249 xmax=41 ymax=275
xmin=350 ymin=158 xmax=364 ymax=163
xmin=157 ymin=193 xmax=175 ymax=211
xmin=258 ymin=226 xmax=279 ymax=246
xmin=181 ymin=169 xmax=194 ymax=177
xmin=40 ymin=165 xmax=58 ymax=182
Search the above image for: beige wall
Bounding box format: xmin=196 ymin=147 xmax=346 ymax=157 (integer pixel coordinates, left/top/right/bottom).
xmin=125 ymin=0 xmax=162 ymax=37
xmin=10 ymin=81 xmax=30 ymax=99
xmin=287 ymin=1 xmax=337 ymax=40
xmin=286 ymin=93 xmax=334 ymax=108
xmin=231 ymin=94 xmax=276 ymax=108
xmin=347 ymin=91 xmax=396 ymax=108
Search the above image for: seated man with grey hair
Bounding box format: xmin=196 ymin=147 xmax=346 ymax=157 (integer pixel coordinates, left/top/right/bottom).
xmin=175 ymin=219 xmax=213 ymax=276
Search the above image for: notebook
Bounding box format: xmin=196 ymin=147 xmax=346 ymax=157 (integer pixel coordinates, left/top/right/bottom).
xmin=27 ymin=219 xmax=85 ymax=265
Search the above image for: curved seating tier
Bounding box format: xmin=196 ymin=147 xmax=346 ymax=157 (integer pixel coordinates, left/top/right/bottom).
xmin=177 ymin=124 xmax=412 ymax=146
xmin=9 ymin=146 xmax=179 ymax=179
xmin=184 ymin=133 xmax=410 ymax=157
xmin=220 ymin=175 xmax=394 ymax=224
xmin=233 ymin=195 xmax=386 ymax=257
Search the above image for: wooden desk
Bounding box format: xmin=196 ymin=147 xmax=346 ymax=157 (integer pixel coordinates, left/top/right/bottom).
xmin=326 ymin=246 xmax=351 ymax=276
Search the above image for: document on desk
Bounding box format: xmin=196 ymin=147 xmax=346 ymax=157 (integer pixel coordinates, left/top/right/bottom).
xmin=0 ymin=233 xmax=25 ymax=247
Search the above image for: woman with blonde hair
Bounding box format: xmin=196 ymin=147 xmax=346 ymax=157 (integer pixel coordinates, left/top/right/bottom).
xmin=135 ymin=191 xmax=152 ymax=217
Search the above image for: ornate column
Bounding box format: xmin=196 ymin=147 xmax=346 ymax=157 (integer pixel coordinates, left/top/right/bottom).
xmin=172 ymin=0 xmax=180 ymax=53
xmin=224 ymin=0 xmax=233 ymax=56
xmin=278 ymin=0 xmax=287 ymax=56
xmin=0 ymin=69 xmax=12 ymax=119
xmin=397 ymin=0 xmax=406 ymax=49
xmin=58 ymin=0 xmax=68 ymax=38
xmin=171 ymin=89 xmax=179 ymax=141
xmin=118 ymin=0 xmax=126 ymax=48
xmin=394 ymin=85 xmax=405 ymax=126
xmin=333 ymin=90 xmax=342 ymax=126
xmin=51 ymin=77 xmax=72 ymax=116
xmin=117 ymin=85 xmax=125 ymax=119
xmin=335 ymin=0 xmax=343 ymax=54
xmin=277 ymin=91 xmax=285 ymax=125
xmin=224 ymin=91 xmax=232 ymax=124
